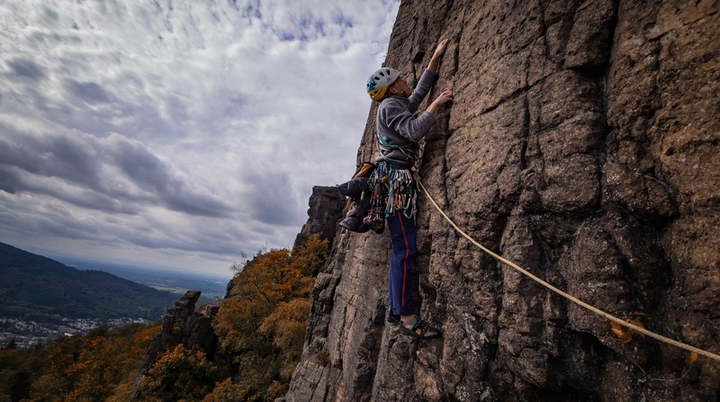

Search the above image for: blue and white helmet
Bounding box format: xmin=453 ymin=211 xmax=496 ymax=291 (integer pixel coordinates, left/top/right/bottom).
xmin=366 ymin=68 xmax=400 ymax=101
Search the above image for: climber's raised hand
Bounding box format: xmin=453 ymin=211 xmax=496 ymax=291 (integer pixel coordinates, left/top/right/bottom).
xmin=433 ymin=39 xmax=449 ymax=60
xmin=428 ymin=39 xmax=449 ymax=73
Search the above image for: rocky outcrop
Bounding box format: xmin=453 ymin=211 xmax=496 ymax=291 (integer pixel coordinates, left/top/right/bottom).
xmin=138 ymin=290 xmax=219 ymax=372
xmin=294 ymin=186 xmax=346 ymax=249
xmin=130 ymin=290 xmax=223 ymax=399
xmin=286 ymin=1 xmax=719 ymax=401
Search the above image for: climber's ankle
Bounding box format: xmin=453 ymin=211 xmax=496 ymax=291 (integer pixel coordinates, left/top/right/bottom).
xmin=400 ymin=314 xmax=416 ymax=328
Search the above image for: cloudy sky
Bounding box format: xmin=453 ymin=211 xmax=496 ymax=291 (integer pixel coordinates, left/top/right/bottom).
xmin=0 ymin=0 xmax=400 ymax=277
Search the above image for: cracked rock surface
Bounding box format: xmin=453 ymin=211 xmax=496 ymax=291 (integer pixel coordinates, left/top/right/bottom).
xmin=285 ymin=1 xmax=719 ymax=401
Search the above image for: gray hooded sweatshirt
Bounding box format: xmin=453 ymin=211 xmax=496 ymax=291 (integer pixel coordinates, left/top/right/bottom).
xmin=375 ymin=69 xmax=438 ymax=165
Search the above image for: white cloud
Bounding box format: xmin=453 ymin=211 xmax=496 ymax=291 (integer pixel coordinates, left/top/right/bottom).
xmin=0 ymin=0 xmax=400 ymax=276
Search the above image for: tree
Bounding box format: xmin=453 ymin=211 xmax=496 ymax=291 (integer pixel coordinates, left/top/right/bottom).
xmin=211 ymin=234 xmax=329 ymax=401
xmin=142 ymin=344 xmax=217 ymax=402
xmin=23 ymin=323 xmax=160 ymax=402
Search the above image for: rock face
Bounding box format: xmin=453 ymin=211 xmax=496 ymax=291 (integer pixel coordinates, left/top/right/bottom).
xmin=285 ymin=1 xmax=719 ymax=401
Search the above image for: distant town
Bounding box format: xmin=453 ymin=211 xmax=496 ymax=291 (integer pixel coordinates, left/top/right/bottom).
xmin=0 ymin=316 xmax=151 ymax=348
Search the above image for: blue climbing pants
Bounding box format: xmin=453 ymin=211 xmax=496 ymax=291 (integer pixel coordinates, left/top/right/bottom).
xmin=387 ymin=211 xmax=417 ymax=316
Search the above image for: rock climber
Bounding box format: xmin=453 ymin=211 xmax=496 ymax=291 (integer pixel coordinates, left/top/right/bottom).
xmin=365 ymin=38 xmax=454 ymax=339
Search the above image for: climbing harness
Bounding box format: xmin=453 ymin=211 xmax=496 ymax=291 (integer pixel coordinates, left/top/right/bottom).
xmin=364 ymin=128 xmax=422 ymax=226
xmin=415 ymin=174 xmax=720 ymax=363
xmin=365 ymin=161 xmax=417 ymax=230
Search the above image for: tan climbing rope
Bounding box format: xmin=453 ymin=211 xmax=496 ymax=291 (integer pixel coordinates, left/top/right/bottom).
xmin=415 ymin=177 xmax=720 ymax=363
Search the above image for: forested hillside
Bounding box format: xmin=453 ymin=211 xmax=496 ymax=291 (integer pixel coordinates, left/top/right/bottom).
xmin=0 ymin=234 xmax=332 ymax=401
xmin=0 ymin=224 xmax=335 ymax=402
xmin=0 ymin=322 xmax=160 ymax=401
xmin=0 ymin=242 xmax=178 ymax=321
xmin=128 ymin=234 xmax=330 ymax=402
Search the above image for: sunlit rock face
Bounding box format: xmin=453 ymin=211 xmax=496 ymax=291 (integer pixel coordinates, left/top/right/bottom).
xmin=284 ymin=1 xmax=720 ymax=401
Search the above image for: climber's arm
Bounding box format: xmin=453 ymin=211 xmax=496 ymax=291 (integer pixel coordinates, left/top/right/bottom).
xmin=428 ymin=39 xmax=449 ymax=74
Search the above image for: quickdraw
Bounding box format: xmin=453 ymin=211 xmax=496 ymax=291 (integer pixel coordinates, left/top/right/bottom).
xmin=364 ymin=161 xmax=416 ymax=230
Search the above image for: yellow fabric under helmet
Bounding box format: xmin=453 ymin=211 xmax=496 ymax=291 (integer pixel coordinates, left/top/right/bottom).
xmin=366 ymin=68 xmax=400 ymax=101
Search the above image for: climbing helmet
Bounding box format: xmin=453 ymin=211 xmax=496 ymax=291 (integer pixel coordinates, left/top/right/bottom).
xmin=366 ymin=68 xmax=400 ymax=101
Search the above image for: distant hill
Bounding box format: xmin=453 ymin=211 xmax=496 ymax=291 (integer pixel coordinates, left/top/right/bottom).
xmin=0 ymin=242 xmax=179 ymax=321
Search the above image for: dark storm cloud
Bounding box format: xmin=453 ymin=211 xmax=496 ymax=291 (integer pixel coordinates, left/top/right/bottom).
xmin=65 ymin=80 xmax=112 ymax=103
xmin=244 ymin=169 xmax=303 ymax=226
xmin=164 ymin=192 xmax=233 ymax=218
xmin=106 ymin=135 xmax=234 ymax=217
xmin=0 ymin=167 xmax=139 ymax=216
xmin=7 ymin=58 xmax=46 ymax=80
xmin=46 ymin=188 xmax=141 ymax=215
xmin=7 ymin=207 xmax=119 ymax=245
xmin=45 ymin=134 xmax=102 ymax=183
xmin=0 ymin=126 xmax=233 ymax=218
xmin=110 ymin=139 xmax=171 ymax=188
xmin=0 ymin=127 xmax=102 ymax=188
xmin=0 ymin=133 xmax=138 ymax=214
xmin=0 ymin=167 xmax=21 ymax=194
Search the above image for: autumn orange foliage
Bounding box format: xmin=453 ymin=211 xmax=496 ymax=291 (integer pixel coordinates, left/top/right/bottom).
xmin=142 ymin=344 xmax=217 ymax=402
xmin=0 ymin=323 xmax=160 ymax=402
xmin=210 ymin=234 xmax=328 ymax=401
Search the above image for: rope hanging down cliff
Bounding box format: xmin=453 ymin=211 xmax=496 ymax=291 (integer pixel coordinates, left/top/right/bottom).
xmin=415 ymin=175 xmax=720 ymax=363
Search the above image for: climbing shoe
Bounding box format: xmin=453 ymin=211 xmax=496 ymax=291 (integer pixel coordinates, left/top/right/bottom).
xmin=387 ymin=312 xmax=400 ymax=324
xmin=339 ymin=214 xmax=369 ymax=233
xmin=400 ymin=316 xmax=441 ymax=339
xmin=339 ymin=205 xmax=370 ymax=233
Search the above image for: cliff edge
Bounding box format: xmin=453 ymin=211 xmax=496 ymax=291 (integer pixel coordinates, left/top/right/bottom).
xmin=285 ymin=0 xmax=719 ymax=401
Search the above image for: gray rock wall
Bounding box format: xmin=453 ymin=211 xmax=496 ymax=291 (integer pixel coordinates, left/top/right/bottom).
xmin=286 ymin=0 xmax=719 ymax=401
